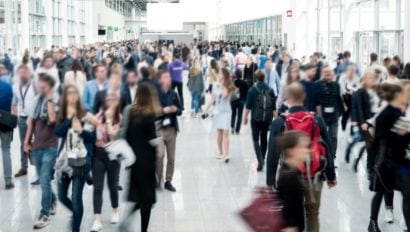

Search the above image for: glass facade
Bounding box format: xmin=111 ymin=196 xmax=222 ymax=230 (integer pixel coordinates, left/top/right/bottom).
xmin=105 ymin=0 xmax=132 ymax=17
xmin=224 ymin=15 xmax=282 ymax=48
xmin=52 ymin=0 xmax=62 ymax=46
xmin=29 ymin=0 xmax=46 ymax=49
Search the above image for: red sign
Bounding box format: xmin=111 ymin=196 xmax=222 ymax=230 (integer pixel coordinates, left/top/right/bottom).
xmin=286 ymin=10 xmax=293 ymax=17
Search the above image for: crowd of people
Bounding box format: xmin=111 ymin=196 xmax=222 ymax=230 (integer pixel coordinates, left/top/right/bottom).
xmin=0 ymin=39 xmax=410 ymax=232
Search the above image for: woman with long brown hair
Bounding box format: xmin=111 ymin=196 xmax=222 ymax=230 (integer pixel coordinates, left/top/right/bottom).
xmin=276 ymin=65 xmax=301 ymax=113
xmin=54 ymin=84 xmax=96 ymax=232
xmin=204 ymin=68 xmax=236 ymax=163
xmin=90 ymin=92 xmax=123 ymax=232
xmin=120 ymin=83 xmax=162 ymax=232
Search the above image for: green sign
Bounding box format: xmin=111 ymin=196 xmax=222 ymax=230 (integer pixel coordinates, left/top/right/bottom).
xmin=114 ymin=27 xmax=119 ymax=32
xmin=107 ymin=26 xmax=113 ymax=31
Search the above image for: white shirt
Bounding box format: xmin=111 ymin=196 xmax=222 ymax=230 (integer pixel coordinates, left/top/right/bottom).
xmin=130 ymin=85 xmax=137 ymax=103
xmin=12 ymin=80 xmax=37 ymax=117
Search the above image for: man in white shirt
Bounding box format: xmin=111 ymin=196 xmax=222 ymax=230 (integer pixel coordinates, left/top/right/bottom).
xmin=12 ymin=65 xmax=37 ymax=177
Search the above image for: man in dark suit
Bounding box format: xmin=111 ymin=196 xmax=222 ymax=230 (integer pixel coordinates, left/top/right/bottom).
xmin=122 ymin=70 xmax=139 ymax=105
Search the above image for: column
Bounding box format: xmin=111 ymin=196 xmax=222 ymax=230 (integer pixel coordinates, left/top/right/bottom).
xmin=4 ymin=0 xmax=13 ymax=51
xmin=404 ymin=0 xmax=410 ymax=62
xmin=20 ymin=0 xmax=30 ymax=51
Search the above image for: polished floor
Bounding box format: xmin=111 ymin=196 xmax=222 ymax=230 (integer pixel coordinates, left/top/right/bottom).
xmin=0 ymin=110 xmax=407 ymax=232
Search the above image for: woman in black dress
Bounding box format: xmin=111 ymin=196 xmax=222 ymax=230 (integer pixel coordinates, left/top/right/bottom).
xmin=120 ymin=83 xmax=162 ymax=232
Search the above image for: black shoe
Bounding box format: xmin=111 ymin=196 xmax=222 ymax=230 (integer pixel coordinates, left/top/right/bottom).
xmin=164 ymin=181 xmax=176 ymax=192
xmin=231 ymin=129 xmax=235 ymax=135
xmin=353 ymin=158 xmax=360 ymax=173
xmin=5 ymin=182 xmax=14 ymax=190
xmin=368 ymin=220 xmax=381 ymax=232
xmin=86 ymin=175 xmax=93 ymax=186
xmin=117 ymin=185 xmax=123 ymax=191
xmin=31 ymin=179 xmax=40 ymax=185
xmin=257 ymin=162 xmax=263 ymax=172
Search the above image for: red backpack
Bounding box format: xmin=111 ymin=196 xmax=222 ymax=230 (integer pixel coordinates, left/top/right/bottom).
xmin=283 ymin=111 xmax=327 ymax=179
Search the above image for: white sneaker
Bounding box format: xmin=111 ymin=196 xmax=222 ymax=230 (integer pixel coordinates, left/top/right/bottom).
xmin=384 ymin=209 xmax=394 ymax=223
xmin=110 ymin=211 xmax=120 ymax=224
xmin=90 ymin=221 xmax=103 ymax=232
xmin=224 ymin=155 xmax=230 ymax=163
xmin=33 ymin=214 xmax=50 ymax=229
xmin=216 ymin=154 xmax=224 ymax=159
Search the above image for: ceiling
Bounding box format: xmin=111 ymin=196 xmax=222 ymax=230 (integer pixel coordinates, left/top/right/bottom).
xmin=130 ymin=0 xmax=180 ymax=11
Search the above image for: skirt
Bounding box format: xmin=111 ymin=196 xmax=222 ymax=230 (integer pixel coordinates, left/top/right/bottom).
xmin=213 ymin=112 xmax=231 ymax=130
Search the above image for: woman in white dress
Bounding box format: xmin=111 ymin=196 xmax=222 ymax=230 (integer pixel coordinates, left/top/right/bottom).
xmin=204 ymin=68 xmax=236 ymax=163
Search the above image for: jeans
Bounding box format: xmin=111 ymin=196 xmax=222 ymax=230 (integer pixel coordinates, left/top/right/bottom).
xmin=395 ymin=168 xmax=410 ymax=228
xmin=250 ymin=120 xmax=270 ymax=164
xmin=92 ymin=148 xmax=120 ymax=214
xmin=230 ymin=100 xmax=244 ymax=133
xmin=57 ymin=174 xmax=86 ymax=232
xmin=156 ymin=127 xmax=177 ymax=182
xmin=172 ymin=81 xmax=184 ymax=110
xmin=0 ymin=130 xmax=13 ymax=185
xmin=302 ymin=180 xmax=323 ymax=232
xmin=190 ymin=91 xmax=201 ymax=113
xmin=18 ymin=117 xmax=29 ymax=170
xmin=326 ymin=122 xmax=339 ymax=159
xmin=31 ymin=147 xmax=58 ymax=216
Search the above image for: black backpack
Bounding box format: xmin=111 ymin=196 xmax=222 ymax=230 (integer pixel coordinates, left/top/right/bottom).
xmin=253 ymin=86 xmax=275 ymax=122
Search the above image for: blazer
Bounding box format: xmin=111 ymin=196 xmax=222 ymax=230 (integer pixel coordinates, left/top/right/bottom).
xmin=275 ymin=59 xmax=293 ymax=78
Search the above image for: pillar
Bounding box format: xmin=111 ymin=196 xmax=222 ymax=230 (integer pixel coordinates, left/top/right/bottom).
xmin=404 ymin=0 xmax=410 ymax=62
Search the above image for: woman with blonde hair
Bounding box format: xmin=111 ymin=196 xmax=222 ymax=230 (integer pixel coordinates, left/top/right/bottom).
xmin=187 ymin=58 xmax=205 ymax=116
xmin=204 ymin=68 xmax=236 ymax=163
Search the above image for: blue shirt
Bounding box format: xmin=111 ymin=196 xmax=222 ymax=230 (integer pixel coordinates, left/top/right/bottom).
xmin=0 ymin=80 xmax=13 ymax=112
xmin=168 ymin=60 xmax=187 ymax=83
xmin=259 ymin=55 xmax=268 ymax=70
xmin=82 ymin=80 xmax=107 ymax=113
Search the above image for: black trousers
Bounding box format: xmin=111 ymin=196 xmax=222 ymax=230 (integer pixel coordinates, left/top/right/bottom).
xmin=172 ymin=81 xmax=184 ymax=109
xmin=121 ymin=204 xmax=152 ymax=232
xmin=396 ymin=170 xmax=410 ymax=228
xmin=251 ymin=120 xmax=270 ymax=164
xmin=370 ymin=191 xmax=394 ymax=221
xmin=230 ymin=100 xmax=244 ymax=133
xmin=92 ymin=147 xmax=120 ymax=214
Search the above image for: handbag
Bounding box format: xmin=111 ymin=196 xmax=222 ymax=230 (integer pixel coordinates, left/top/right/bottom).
xmin=64 ymin=129 xmax=87 ymax=168
xmin=239 ymin=187 xmax=284 ymax=232
xmin=0 ymin=109 xmax=17 ymax=132
xmin=104 ymin=139 xmax=136 ymax=167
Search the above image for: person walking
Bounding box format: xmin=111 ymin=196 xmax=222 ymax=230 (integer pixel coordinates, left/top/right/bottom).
xmin=231 ymin=69 xmax=248 ymax=134
xmin=54 ymin=85 xmax=96 ymax=232
xmin=12 ymin=65 xmax=37 ymax=178
xmin=90 ymin=93 xmax=122 ymax=232
xmin=24 ymin=73 xmax=59 ymax=229
xmin=266 ymin=82 xmax=337 ymax=232
xmin=204 ymin=68 xmax=236 ymax=163
xmin=157 ymin=70 xmax=182 ymax=192
xmin=187 ymin=58 xmax=205 ymax=117
xmin=120 ymin=83 xmax=162 ymax=232
xmin=243 ymin=70 xmax=276 ymax=171
xmin=0 ymin=74 xmax=14 ymax=189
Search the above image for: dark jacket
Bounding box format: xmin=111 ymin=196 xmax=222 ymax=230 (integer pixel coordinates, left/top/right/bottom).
xmin=93 ymin=89 xmax=128 ymax=114
xmin=277 ymin=163 xmax=305 ymax=231
xmin=353 ymin=88 xmax=373 ymax=126
xmin=159 ymin=89 xmax=182 ymax=131
xmin=314 ymin=80 xmax=344 ymax=125
xmin=299 ymin=79 xmax=317 ymax=112
xmin=121 ymin=84 xmax=135 ymax=106
xmin=266 ymin=106 xmax=336 ymax=186
xmin=126 ymin=112 xmax=157 ymax=205
xmin=54 ymin=118 xmax=96 ymax=174
xmin=369 ymin=105 xmax=410 ymax=191
xmin=187 ymin=73 xmax=205 ymax=94
xmin=245 ymin=81 xmax=276 ymax=122
xmin=57 ymin=55 xmax=74 ymax=83
xmin=243 ymin=63 xmax=258 ymax=86
xmin=234 ymin=78 xmax=248 ymax=101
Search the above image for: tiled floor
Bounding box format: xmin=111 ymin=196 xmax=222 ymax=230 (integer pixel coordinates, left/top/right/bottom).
xmin=0 ymin=113 xmax=407 ymax=232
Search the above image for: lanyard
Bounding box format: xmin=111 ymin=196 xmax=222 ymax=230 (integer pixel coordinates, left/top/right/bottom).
xmin=19 ymin=81 xmax=31 ymax=111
